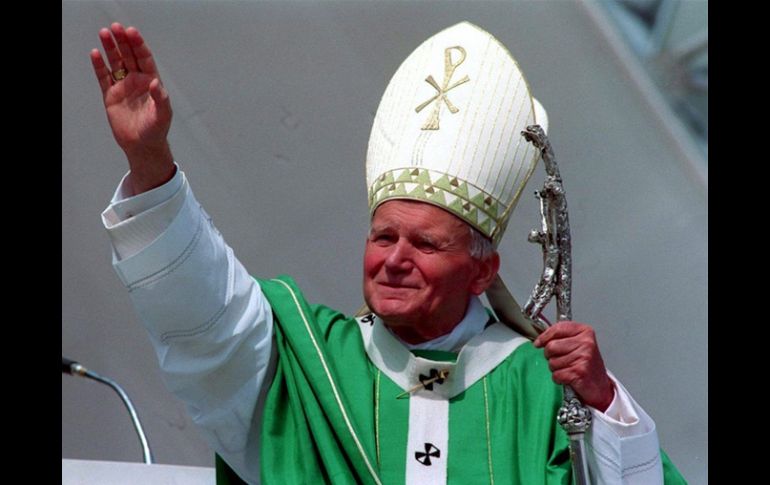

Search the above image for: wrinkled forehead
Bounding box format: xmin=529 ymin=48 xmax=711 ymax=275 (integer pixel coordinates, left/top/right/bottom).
xmin=370 ymin=199 xmax=473 ymax=236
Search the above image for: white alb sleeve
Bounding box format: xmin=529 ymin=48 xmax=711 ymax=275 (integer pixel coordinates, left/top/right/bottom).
xmin=585 ymin=371 xmax=664 ymax=484
xmin=103 ymin=170 xmax=272 ymax=484
xmin=101 ymin=165 xmax=184 ymax=260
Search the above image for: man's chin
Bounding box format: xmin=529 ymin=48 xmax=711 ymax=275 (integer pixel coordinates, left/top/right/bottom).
xmin=367 ymin=298 xmax=416 ymax=324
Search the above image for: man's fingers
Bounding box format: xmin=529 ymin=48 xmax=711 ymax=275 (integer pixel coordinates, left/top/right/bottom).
xmin=126 ymin=26 xmax=160 ymax=79
xmin=550 ymin=368 xmax=581 ymax=387
xmin=149 ymin=78 xmax=172 ymax=121
xmin=541 ymin=337 xmax=582 ymax=360
xmin=534 ymin=322 xmax=613 ymax=410
xmin=90 ymin=49 xmax=113 ymax=95
xmin=110 ymin=23 xmax=139 ymax=72
xmin=533 ymin=322 xmax=590 ymax=347
xmin=546 ymin=347 xmax=584 ymax=373
xmin=98 ymin=27 xmax=126 ymax=74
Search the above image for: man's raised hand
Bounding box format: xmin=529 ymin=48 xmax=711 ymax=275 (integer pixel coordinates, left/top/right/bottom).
xmin=91 ymin=23 xmax=175 ymax=196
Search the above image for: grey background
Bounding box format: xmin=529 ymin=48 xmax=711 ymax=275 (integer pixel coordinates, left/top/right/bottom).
xmin=62 ymin=1 xmax=707 ymax=483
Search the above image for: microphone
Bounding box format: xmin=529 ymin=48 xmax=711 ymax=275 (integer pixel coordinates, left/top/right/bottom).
xmin=62 ymin=357 xmax=85 ymax=375
xmin=62 ymin=356 xmax=154 ymax=464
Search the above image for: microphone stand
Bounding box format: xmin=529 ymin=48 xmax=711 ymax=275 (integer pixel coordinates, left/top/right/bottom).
xmin=62 ymin=357 xmax=154 ymax=464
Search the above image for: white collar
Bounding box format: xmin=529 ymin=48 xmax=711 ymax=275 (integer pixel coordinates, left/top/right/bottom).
xmin=357 ymin=302 xmax=528 ymax=398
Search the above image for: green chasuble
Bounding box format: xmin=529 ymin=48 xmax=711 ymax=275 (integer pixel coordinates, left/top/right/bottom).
xmin=216 ymin=276 xmax=686 ymax=484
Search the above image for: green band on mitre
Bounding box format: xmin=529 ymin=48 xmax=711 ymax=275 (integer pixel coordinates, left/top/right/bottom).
xmin=368 ymin=167 xmax=506 ymax=245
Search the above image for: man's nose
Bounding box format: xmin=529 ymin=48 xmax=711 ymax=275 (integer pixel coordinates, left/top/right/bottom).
xmin=384 ymin=240 xmax=414 ymax=273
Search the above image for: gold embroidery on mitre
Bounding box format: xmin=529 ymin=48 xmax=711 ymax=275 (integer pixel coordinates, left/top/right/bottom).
xmin=415 ymin=46 xmax=470 ymax=130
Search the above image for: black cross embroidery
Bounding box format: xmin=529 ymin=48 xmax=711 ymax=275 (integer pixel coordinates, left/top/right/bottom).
xmin=361 ymin=314 xmax=375 ymax=326
xmin=418 ymin=368 xmax=446 ymax=391
xmin=415 ymin=442 xmax=441 ymax=466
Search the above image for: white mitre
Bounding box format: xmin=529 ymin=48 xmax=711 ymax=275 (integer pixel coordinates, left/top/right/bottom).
xmin=366 ymin=21 xmax=548 ymax=246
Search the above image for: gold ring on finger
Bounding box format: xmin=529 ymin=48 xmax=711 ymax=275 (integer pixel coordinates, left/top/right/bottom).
xmin=112 ymin=68 xmax=128 ymax=81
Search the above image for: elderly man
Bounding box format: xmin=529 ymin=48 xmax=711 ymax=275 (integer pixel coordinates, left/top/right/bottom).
xmin=93 ymin=21 xmax=685 ymax=484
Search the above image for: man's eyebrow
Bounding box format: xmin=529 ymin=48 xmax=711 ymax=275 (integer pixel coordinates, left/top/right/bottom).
xmin=369 ymin=223 xmax=398 ymax=234
xmin=416 ymin=232 xmax=439 ymax=245
xmin=409 ymin=226 xmax=448 ymax=245
xmin=368 ymin=225 xmax=450 ymax=247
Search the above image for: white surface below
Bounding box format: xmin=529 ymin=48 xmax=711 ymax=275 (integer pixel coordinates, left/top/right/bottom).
xmin=62 ymin=459 xmax=215 ymax=485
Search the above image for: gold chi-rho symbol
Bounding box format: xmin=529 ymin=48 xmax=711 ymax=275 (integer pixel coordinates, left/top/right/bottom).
xmin=415 ymin=46 xmax=470 ymax=130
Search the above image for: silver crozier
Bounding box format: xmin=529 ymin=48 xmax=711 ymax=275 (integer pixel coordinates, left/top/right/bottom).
xmin=521 ymin=124 xmax=592 ymax=485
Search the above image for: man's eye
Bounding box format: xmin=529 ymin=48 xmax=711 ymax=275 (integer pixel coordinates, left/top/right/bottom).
xmin=373 ymin=234 xmax=395 ymax=244
xmin=417 ymin=241 xmax=437 ymax=252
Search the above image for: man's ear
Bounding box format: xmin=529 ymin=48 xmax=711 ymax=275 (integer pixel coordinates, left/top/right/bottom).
xmin=470 ymin=251 xmax=500 ymax=295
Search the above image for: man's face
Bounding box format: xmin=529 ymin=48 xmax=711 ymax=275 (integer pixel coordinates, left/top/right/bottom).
xmin=363 ymin=200 xmax=497 ymax=342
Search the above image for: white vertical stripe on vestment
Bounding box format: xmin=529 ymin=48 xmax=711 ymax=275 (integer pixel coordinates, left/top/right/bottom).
xmin=405 ymin=391 xmax=449 ymax=484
